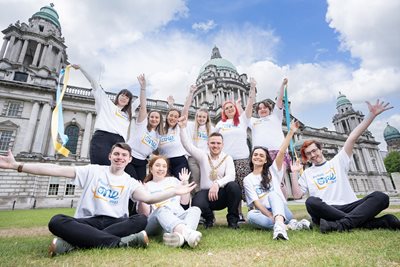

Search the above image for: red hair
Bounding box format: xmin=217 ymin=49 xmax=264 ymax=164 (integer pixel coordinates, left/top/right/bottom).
xmin=221 ymin=101 xmax=240 ymax=126
xmin=300 ymin=140 xmax=322 ymax=163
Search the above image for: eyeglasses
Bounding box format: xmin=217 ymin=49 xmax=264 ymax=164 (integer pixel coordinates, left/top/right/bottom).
xmin=224 ymin=105 xmax=234 ymax=111
xmin=305 ymin=148 xmax=319 ymax=156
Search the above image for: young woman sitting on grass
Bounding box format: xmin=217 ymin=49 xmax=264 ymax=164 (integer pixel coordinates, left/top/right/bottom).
xmin=138 ymin=156 xmax=202 ymax=248
xmin=244 ymin=120 xmax=311 ymax=240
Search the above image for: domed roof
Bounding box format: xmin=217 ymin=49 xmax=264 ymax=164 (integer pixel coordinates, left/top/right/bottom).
xmin=336 ymin=92 xmax=351 ymax=109
xmin=384 ymin=123 xmax=400 ymax=141
xmin=31 ymin=3 xmax=60 ymax=28
xmin=199 ymin=46 xmax=237 ymax=74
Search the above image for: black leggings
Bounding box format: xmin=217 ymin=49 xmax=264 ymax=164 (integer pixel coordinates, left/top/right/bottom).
xmin=125 ymin=157 xmax=148 ymax=182
xmin=168 ymin=155 xmax=189 ymax=179
xmin=48 ymin=214 xmax=147 ymax=248
xmin=90 ymin=130 xmax=124 ymax=165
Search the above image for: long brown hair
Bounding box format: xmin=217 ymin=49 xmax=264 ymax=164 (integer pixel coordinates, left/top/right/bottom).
xmin=164 ymin=108 xmax=181 ymax=132
xmin=144 ymin=155 xmax=169 ymax=183
xmin=114 ymin=89 xmax=133 ymax=120
xmin=249 ymin=146 xmax=273 ymax=191
xmin=147 ymin=110 xmax=165 ymax=135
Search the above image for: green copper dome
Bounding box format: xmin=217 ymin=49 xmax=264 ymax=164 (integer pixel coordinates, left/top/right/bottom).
xmin=336 ymin=92 xmax=351 ymax=109
xmin=199 ymin=46 xmax=237 ymax=74
xmin=32 ymin=4 xmax=60 ymax=28
xmin=384 ymin=123 xmax=400 ymax=141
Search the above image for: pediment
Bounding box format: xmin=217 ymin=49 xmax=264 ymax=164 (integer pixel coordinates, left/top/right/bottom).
xmin=0 ymin=119 xmax=19 ymax=129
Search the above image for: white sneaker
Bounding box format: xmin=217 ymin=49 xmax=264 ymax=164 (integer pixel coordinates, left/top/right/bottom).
xmin=288 ymin=219 xmax=311 ymax=230
xmin=183 ymin=229 xmax=202 ymax=248
xmin=273 ymin=222 xmax=289 ymax=240
xmin=163 ymin=232 xmax=185 ymax=248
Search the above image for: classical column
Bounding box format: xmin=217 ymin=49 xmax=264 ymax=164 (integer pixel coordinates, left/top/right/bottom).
xmin=44 ymin=44 xmax=53 ymax=68
xmin=21 ymin=102 xmax=40 ymax=152
xmin=32 ymin=103 xmax=51 ymax=154
xmin=10 ymin=39 xmax=22 ymax=62
xmin=0 ymin=38 xmax=8 ymax=59
xmin=54 ymin=50 xmax=62 ymax=72
xmin=360 ymin=148 xmax=372 ymax=172
xmin=17 ymin=39 xmax=29 ymax=63
xmin=39 ymin=45 xmax=48 ymax=67
xmin=80 ymin=112 xmax=93 ymax=159
xmin=4 ymin=35 xmax=15 ymax=60
xmin=31 ymin=43 xmax=41 ymax=66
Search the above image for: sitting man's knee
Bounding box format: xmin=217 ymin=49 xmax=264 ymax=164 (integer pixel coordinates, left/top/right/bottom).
xmin=305 ymin=196 xmax=322 ymax=208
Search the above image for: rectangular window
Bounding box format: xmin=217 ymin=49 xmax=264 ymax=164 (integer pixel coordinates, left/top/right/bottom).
xmin=13 ymin=72 xmax=28 ymax=82
xmin=65 ymin=182 xmax=75 ymax=196
xmin=48 ymin=177 xmax=60 ymax=196
xmin=6 ymin=101 xmax=22 ymax=117
xmin=0 ymin=130 xmax=13 ymax=151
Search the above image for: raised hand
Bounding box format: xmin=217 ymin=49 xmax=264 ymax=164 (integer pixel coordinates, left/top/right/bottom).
xmin=175 ymin=181 xmax=196 ymax=195
xmin=177 ymin=115 xmax=187 ymax=128
xmin=167 ymin=95 xmax=175 ymax=107
xmin=179 ymin=167 xmax=191 ymax=184
xmin=137 ymin=74 xmax=146 ymax=89
xmin=290 ymin=159 xmax=303 ymax=173
xmin=282 ymin=78 xmax=288 ymax=86
xmin=0 ymin=150 xmax=17 ymax=170
xmin=290 ymin=119 xmax=300 ymax=132
xmin=366 ymin=99 xmax=393 ymax=117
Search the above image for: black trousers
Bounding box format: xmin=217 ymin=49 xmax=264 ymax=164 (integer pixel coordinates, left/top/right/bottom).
xmin=168 ymin=155 xmax=189 ymax=179
xmin=192 ymin=181 xmax=241 ymax=224
xmin=305 ymin=191 xmax=389 ymax=230
xmin=90 ymin=130 xmax=124 ymax=165
xmin=48 ymin=214 xmax=147 ymax=248
xmin=125 ymin=157 xmax=148 ymax=182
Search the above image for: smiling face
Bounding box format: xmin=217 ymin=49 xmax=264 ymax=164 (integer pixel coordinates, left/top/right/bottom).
xmin=167 ymin=110 xmax=180 ymax=127
xmin=223 ymin=102 xmax=236 ymax=119
xmin=117 ymin=93 xmax=131 ymax=108
xmin=252 ymin=148 xmax=268 ymax=167
xmin=303 ymin=143 xmax=325 ymax=165
xmin=208 ymin=135 xmax=223 ymax=157
xmin=257 ymin=103 xmax=271 ymax=117
xmin=196 ymin=110 xmax=208 ymax=126
xmin=150 ymin=158 xmax=168 ymax=180
xmin=108 ymin=146 xmax=132 ymax=171
xmin=148 ymin=111 xmax=161 ymax=129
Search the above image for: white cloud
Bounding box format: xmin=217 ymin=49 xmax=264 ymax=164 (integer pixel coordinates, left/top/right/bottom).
xmin=192 ymin=20 xmax=216 ymax=32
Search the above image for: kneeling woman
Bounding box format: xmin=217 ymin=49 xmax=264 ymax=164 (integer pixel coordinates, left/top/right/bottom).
xmin=138 ymin=156 xmax=202 ymax=248
xmin=244 ymin=121 xmax=310 ymax=240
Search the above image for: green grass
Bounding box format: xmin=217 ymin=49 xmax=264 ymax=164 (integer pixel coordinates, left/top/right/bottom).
xmin=0 ymin=205 xmax=399 ymax=267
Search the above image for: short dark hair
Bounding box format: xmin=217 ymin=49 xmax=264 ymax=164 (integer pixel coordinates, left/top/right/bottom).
xmin=256 ymin=101 xmax=272 ymax=113
xmin=110 ymin=142 xmax=132 ymax=155
xmin=209 ymin=132 xmax=223 ymax=140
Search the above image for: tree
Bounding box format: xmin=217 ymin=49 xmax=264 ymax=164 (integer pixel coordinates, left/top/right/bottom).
xmin=384 ymin=151 xmax=400 ymax=173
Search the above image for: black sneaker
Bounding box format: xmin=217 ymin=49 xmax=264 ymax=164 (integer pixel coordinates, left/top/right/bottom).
xmin=228 ymin=222 xmax=239 ymax=229
xmin=238 ymin=214 xmax=246 ymax=224
xmin=204 ymin=220 xmax=214 ymax=229
xmin=48 ymin=237 xmax=75 ymax=257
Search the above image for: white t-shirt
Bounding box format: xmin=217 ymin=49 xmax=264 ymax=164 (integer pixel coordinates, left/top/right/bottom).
xmin=158 ymin=127 xmax=187 ymax=158
xmin=250 ymin=105 xmax=284 ymax=150
xmin=243 ymin=161 xmax=285 ymax=209
xmin=298 ymin=149 xmax=358 ymax=205
xmin=186 ymin=121 xmax=215 ymax=153
xmin=128 ymin=119 xmax=159 ymax=160
xmin=215 ymin=113 xmax=250 ymax=160
xmin=145 ymin=177 xmax=184 ymax=214
xmin=73 ymin=165 xmax=140 ymax=219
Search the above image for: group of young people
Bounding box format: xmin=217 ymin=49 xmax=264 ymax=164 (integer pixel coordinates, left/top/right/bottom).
xmin=0 ymin=65 xmax=399 ymax=257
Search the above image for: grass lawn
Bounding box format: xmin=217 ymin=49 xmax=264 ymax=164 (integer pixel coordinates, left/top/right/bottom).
xmin=0 ymin=205 xmax=399 ymax=267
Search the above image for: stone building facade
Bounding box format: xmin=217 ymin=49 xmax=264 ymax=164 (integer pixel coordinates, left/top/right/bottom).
xmin=0 ymin=4 xmax=394 ymax=210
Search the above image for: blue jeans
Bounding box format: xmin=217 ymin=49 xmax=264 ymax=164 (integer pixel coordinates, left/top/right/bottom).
xmin=247 ymin=191 xmax=293 ymax=229
xmin=145 ymin=206 xmax=201 ymax=235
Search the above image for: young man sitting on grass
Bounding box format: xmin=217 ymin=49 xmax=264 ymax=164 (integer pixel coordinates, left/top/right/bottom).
xmin=0 ymin=143 xmax=195 ymax=256
xmin=290 ymin=99 xmax=400 ymax=233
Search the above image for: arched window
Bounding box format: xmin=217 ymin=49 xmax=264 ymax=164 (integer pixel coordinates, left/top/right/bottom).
xmin=65 ymin=125 xmax=79 ymax=154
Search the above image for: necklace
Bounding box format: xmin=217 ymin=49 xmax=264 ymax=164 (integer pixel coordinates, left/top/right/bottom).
xmin=207 ymin=154 xmax=228 ymax=181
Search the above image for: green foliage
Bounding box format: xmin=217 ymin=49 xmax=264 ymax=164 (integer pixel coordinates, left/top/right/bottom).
xmin=384 ymin=151 xmax=400 ymax=173
xmin=0 ymin=206 xmax=399 ymax=266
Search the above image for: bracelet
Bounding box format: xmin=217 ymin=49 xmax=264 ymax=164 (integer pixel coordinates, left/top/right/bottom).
xmin=17 ymin=163 xmax=24 ymax=173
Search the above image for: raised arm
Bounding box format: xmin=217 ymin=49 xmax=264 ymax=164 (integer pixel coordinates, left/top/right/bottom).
xmin=244 ymin=77 xmax=257 ymax=118
xmin=177 ymin=116 xmax=204 ymax=160
xmin=181 ymin=85 xmax=196 ymax=119
xmin=0 ymin=150 xmax=76 ymax=178
xmin=276 ymin=78 xmax=287 ymax=109
xmin=343 ymin=100 xmax=392 ymax=157
xmin=71 ymin=64 xmax=101 ymax=92
xmin=275 ymin=120 xmax=300 ymax=171
xmin=289 ymin=160 xmax=305 ymax=199
xmin=136 ymin=74 xmax=147 ymax=123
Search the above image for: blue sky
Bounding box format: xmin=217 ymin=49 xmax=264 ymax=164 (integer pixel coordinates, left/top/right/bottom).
xmin=0 ymin=0 xmax=399 ymax=150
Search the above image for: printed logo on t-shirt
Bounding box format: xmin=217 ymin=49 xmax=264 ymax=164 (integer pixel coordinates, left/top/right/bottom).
xmin=93 ymin=180 xmax=125 ymax=205
xmin=160 ymin=134 xmax=175 ymax=145
xmin=193 ymin=130 xmax=208 ymax=141
xmin=151 ymin=185 xmax=176 ymax=208
xmin=312 ymin=167 xmax=337 ymax=190
xmin=219 ymin=123 xmax=236 ymax=131
xmin=115 ymin=109 xmax=129 ymax=121
xmin=141 ymin=133 xmax=159 ymax=150
xmin=254 ymin=183 xmax=274 ymax=199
